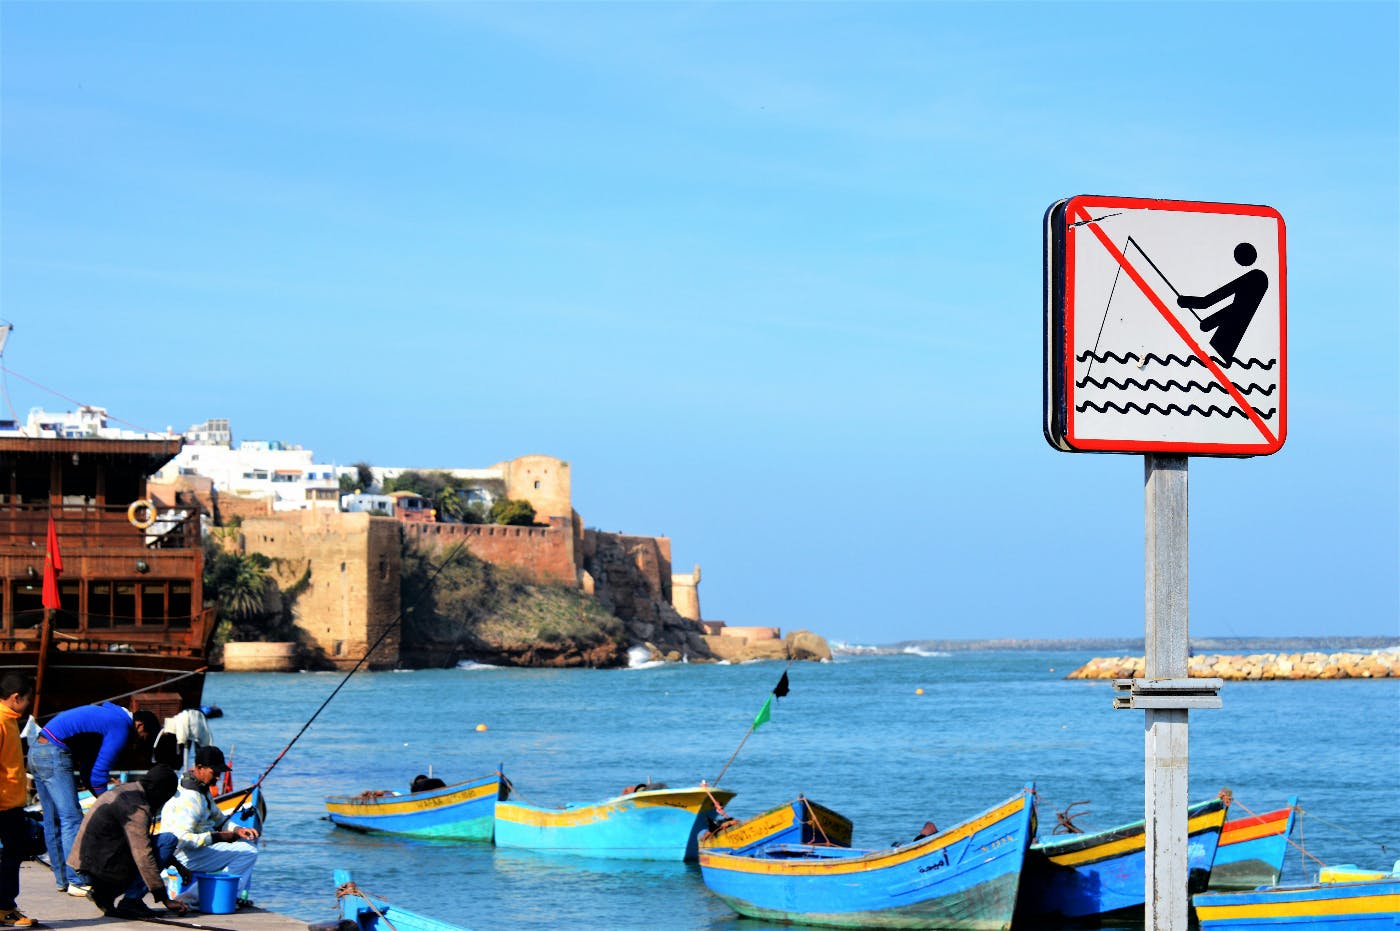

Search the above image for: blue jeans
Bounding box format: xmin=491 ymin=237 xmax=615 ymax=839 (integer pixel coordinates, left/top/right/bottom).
xmin=122 ymin=832 xmax=178 ymax=902
xmin=27 ymin=740 xmax=90 ymax=888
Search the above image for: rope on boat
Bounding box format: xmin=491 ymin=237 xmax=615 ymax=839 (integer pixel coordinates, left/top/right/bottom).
xmin=217 ymin=539 xmax=475 ymax=816
xmin=1296 ymin=805 xmax=1392 ymax=858
xmin=799 ymin=794 xmax=835 ymax=847
xmin=1227 ymin=794 xmax=1327 ymax=870
xmin=336 ymin=881 xmax=398 ymax=931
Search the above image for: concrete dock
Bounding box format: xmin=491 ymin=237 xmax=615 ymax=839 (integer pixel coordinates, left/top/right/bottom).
xmin=15 ymin=862 xmax=308 ymax=931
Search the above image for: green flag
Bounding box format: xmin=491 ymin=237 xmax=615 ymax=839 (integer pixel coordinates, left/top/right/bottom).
xmin=752 ymin=695 xmax=773 ymax=730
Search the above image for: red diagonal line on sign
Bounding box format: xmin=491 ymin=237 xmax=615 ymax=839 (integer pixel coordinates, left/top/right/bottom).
xmin=1072 ymin=204 xmax=1276 ymax=445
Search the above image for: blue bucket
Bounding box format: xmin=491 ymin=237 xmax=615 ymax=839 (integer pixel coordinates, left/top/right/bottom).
xmin=195 ymin=872 xmax=239 ymax=914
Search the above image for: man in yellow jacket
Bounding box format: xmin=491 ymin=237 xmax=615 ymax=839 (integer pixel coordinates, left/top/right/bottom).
xmin=0 ymin=674 xmax=35 ymax=928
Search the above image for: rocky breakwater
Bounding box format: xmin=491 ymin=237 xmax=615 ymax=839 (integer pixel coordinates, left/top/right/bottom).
xmin=1068 ymin=650 xmax=1398 ymax=681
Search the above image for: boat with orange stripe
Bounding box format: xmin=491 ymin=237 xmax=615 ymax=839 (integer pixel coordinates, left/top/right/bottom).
xmin=1015 ymin=793 xmax=1229 ymax=925
xmin=1209 ymin=795 xmax=1299 ymax=891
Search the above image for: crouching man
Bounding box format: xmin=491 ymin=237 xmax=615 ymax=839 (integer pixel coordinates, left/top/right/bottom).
xmin=67 ymin=765 xmax=190 ymax=919
xmin=160 ymin=747 xmax=259 ymax=908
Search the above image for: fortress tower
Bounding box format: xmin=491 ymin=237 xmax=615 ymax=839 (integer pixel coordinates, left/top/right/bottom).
xmin=671 ymin=564 xmax=702 ymax=621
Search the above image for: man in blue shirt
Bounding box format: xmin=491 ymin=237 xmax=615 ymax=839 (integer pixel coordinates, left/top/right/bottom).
xmin=30 ymin=703 xmax=158 ymax=895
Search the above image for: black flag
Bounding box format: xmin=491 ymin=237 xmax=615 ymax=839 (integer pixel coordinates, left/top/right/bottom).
xmin=773 ymin=671 xmax=790 ymax=699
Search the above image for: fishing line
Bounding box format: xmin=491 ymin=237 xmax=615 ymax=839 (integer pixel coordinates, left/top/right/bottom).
xmin=38 ymin=667 xmax=211 ymax=724
xmin=0 ymin=362 xmax=164 ymax=436
xmin=219 ymin=537 xmax=475 ymax=816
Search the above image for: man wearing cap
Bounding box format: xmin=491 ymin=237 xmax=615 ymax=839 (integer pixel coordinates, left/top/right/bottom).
xmin=29 ymin=702 xmax=160 ymax=896
xmin=159 ymin=746 xmax=259 ymax=907
xmin=67 ymin=764 xmax=190 ymax=919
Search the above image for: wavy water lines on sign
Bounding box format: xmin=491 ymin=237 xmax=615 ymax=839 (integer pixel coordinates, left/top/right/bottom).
xmin=1075 ymin=400 xmax=1278 ymax=420
xmin=1075 ymin=350 xmax=1278 ymax=371
xmin=1076 ymin=376 xmax=1278 ymax=397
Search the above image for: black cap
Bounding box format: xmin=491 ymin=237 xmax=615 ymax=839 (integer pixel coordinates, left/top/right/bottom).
xmin=194 ymin=746 xmax=229 ymax=773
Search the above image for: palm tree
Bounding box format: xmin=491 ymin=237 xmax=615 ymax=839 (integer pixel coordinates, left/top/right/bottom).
xmin=221 ymin=556 xmax=269 ymax=620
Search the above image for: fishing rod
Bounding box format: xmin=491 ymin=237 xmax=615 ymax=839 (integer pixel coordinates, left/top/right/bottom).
xmin=215 ymin=537 xmax=474 ymax=821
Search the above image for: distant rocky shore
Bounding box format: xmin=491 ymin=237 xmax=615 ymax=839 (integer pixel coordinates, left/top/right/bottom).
xmin=1067 ymin=650 xmax=1398 ymax=681
xmin=835 ymin=635 xmax=1395 ymax=656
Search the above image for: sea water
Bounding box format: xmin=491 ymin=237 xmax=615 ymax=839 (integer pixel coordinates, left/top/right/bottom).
xmin=201 ymin=651 xmax=1400 ymax=930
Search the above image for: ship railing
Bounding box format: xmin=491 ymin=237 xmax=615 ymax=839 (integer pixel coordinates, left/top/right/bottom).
xmin=0 ymin=503 xmax=201 ymax=551
xmin=0 ymin=606 xmax=216 ymax=654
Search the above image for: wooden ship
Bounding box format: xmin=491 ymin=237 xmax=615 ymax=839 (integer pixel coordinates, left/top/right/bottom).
xmin=0 ymin=425 xmax=215 ymax=721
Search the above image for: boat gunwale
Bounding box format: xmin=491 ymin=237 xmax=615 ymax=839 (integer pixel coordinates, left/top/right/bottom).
xmin=1033 ymin=796 xmax=1226 ymax=860
xmin=698 ymin=788 xmax=1033 ymax=877
xmin=325 ymin=773 xmax=501 ymax=813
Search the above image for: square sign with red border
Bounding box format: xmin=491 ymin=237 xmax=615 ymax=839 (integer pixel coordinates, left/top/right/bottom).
xmin=1044 ymin=195 xmax=1287 ymax=456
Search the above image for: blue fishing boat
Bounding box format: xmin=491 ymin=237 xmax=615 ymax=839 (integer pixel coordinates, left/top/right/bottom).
xmin=325 ymin=772 xmax=505 ymax=841
xmin=1193 ymin=877 xmax=1400 ymax=929
xmin=1208 ymin=796 xmax=1299 ymax=891
xmin=309 ymin=869 xmax=468 ymax=931
xmin=1015 ymin=795 xmax=1229 ymax=925
xmin=698 ymin=787 xmax=1036 ymax=929
xmin=493 ymin=782 xmax=736 ymax=860
xmin=700 ymin=795 xmax=852 ymax=855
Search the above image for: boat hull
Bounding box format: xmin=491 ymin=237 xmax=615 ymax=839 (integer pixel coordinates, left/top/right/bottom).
xmin=326 ymin=773 xmax=503 ymax=841
xmin=701 ymin=796 xmax=853 ymax=855
xmin=494 ymin=786 xmax=735 ymax=860
xmin=330 ymin=869 xmax=468 ymax=931
xmin=1016 ymin=796 xmax=1228 ymax=924
xmin=698 ymin=789 xmax=1035 ymax=930
xmin=1209 ymin=799 xmax=1298 ymax=892
xmin=1193 ymin=878 xmax=1400 ymax=930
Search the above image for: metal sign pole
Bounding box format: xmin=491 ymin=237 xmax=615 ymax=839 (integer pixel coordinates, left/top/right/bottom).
xmin=1144 ymin=453 xmax=1189 ymax=931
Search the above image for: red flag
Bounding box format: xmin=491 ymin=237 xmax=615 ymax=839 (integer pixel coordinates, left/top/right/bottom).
xmin=42 ymin=516 xmax=63 ymax=611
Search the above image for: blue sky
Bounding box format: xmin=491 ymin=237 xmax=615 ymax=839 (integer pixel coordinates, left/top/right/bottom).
xmin=3 ymin=3 xmax=1396 ymax=645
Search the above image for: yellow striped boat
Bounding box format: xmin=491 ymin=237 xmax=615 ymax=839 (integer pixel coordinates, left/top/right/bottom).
xmin=325 ymin=772 xmax=505 ymax=841
xmin=1194 ymin=877 xmax=1400 ymax=929
xmin=494 ymin=783 xmax=735 ymax=860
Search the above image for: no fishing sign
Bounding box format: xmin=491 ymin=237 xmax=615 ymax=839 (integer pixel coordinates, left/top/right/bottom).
xmin=1044 ymin=195 xmax=1287 ymax=456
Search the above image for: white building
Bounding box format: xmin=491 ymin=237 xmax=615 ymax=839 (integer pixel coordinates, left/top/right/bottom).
xmin=150 ymin=420 xmax=343 ymax=511
xmin=0 ymin=405 xmax=175 ymax=440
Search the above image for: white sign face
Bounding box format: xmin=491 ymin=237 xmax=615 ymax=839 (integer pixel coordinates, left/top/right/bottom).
xmin=1045 ymin=195 xmax=1287 ymax=456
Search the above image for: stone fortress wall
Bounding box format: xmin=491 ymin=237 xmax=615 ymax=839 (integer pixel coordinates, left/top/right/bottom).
xmin=239 ymin=510 xmax=402 ymax=669
xmin=223 ymin=455 xmax=749 ymax=665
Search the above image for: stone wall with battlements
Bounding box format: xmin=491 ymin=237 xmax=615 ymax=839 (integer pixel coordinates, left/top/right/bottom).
xmin=403 ymin=515 xmax=578 ymax=584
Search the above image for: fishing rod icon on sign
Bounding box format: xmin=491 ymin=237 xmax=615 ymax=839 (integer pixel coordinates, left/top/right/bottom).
xmin=1044 ymin=195 xmax=1287 ymax=457
xmin=1083 ymin=231 xmax=1270 ymax=368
